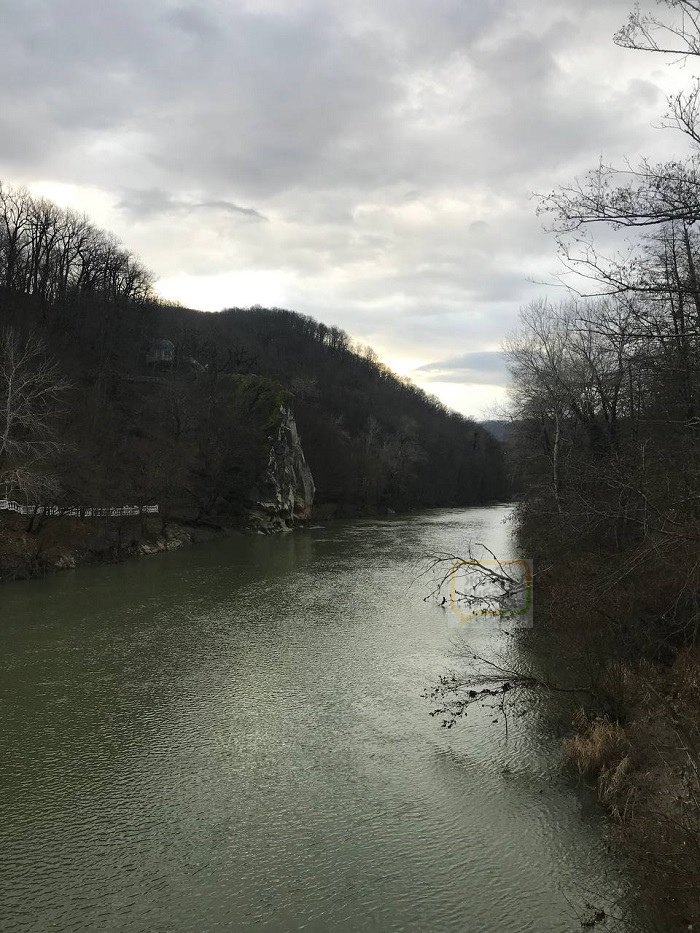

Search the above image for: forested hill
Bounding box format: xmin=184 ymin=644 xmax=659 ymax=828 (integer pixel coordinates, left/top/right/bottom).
xmin=0 ymin=183 xmax=507 ymax=523
xmin=153 ymin=304 xmax=508 ymax=513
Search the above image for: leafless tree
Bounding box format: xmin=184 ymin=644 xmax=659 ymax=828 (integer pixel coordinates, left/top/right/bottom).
xmin=616 ymin=1 xmax=700 ymax=144
xmin=0 ymin=327 xmax=69 ymax=499
xmin=0 ymin=181 xmax=154 ymax=309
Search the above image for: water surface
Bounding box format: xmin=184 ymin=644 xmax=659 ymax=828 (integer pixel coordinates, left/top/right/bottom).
xmin=0 ymin=507 xmax=640 ymax=931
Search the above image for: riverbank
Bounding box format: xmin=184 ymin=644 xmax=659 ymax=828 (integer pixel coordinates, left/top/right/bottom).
xmin=505 ymin=540 xmax=700 ymax=931
xmin=428 ymin=524 xmax=700 ymax=930
xmin=0 ymin=502 xmax=406 ymax=583
xmin=564 ymin=652 xmax=700 ymax=930
xmin=0 ymin=512 xmax=229 ymax=583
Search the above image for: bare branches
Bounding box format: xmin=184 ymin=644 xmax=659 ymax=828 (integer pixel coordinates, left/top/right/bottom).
xmin=615 ymin=1 xmax=700 ymax=58
xmin=542 ymin=2 xmax=700 ymax=266
xmin=0 ymin=180 xmax=154 ymax=305
xmin=425 ymin=648 xmax=594 ymax=729
xmin=420 ymin=542 xmax=535 ymax=628
xmin=0 ymin=328 xmax=69 ymax=496
xmin=540 ymin=158 xmax=700 ymax=235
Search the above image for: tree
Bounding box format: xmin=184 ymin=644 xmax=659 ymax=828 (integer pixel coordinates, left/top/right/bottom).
xmin=536 ymin=4 xmax=700 ymax=300
xmin=0 ymin=328 xmax=68 ymax=500
xmin=0 ymin=181 xmax=154 ymax=311
xmin=616 ymin=2 xmax=700 ymax=144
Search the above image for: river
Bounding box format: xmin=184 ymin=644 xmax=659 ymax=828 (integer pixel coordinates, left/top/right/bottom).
xmin=0 ymin=506 xmax=645 ymax=932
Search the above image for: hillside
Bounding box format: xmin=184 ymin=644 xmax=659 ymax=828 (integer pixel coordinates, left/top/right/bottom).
xmin=0 ymin=185 xmax=507 ymax=573
xmin=150 ymin=304 xmax=508 ymax=514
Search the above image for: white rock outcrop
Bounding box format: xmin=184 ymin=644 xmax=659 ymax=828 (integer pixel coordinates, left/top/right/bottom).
xmin=248 ymin=405 xmax=315 ymax=532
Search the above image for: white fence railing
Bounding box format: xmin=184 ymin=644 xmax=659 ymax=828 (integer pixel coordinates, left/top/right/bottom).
xmin=0 ymin=500 xmax=159 ymax=518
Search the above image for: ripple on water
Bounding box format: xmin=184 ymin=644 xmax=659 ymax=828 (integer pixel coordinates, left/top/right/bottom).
xmin=0 ymin=507 xmax=642 ymax=932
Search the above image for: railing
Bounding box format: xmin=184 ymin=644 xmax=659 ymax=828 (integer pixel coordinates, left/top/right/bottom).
xmin=0 ymin=500 xmax=159 ymax=517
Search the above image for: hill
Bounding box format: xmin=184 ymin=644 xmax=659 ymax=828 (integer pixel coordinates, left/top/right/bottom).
xmin=0 ymin=182 xmax=508 ymax=571
xmin=149 ymin=304 xmax=508 ymax=514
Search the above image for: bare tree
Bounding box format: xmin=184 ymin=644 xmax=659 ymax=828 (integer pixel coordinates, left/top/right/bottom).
xmin=616 ymin=2 xmax=700 ymax=145
xmin=535 ymin=3 xmax=700 ymax=301
xmin=0 ymin=181 xmax=154 ymax=309
xmin=0 ymin=328 xmax=69 ymax=499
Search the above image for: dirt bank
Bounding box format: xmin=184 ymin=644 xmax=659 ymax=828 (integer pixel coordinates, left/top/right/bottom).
xmin=0 ymin=512 xmax=228 ymax=583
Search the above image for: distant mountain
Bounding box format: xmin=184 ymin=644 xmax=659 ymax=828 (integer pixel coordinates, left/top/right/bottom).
xmin=481 ymin=420 xmax=511 ymax=443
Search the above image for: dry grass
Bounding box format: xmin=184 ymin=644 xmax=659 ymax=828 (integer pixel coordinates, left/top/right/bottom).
xmin=564 ymin=657 xmax=700 ymax=929
xmin=673 ymin=647 xmax=700 ymax=711
xmin=598 ymin=754 xmax=636 ymax=820
xmin=565 ymin=712 xmax=631 ymax=780
xmin=565 ymin=712 xmax=638 ymax=820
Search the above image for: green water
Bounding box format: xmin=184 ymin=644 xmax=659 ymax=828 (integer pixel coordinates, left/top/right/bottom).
xmin=0 ymin=507 xmax=642 ymax=932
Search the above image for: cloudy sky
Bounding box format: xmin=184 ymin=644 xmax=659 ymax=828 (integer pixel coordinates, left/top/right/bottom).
xmin=0 ymin=0 xmax=688 ymax=416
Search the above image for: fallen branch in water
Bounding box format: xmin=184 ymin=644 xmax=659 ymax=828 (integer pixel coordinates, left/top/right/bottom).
xmin=424 ymin=649 xmax=595 ymax=733
xmin=418 ymin=545 xmax=525 ymax=608
xmin=416 ymin=546 xmax=548 ymax=623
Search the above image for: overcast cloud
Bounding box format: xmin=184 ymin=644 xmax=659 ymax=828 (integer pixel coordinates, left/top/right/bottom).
xmin=0 ymin=0 xmax=688 ymax=415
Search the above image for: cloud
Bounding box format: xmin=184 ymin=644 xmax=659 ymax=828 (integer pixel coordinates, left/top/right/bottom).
xmin=116 ymin=188 xmax=267 ymax=220
xmin=414 ymin=351 xmax=511 ymax=386
xmin=0 ymin=0 xmax=686 ymax=416
xmin=198 ymin=200 xmax=266 ymax=219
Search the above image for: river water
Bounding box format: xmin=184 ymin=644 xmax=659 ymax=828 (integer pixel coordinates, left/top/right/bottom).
xmin=0 ymin=506 xmax=645 ymax=932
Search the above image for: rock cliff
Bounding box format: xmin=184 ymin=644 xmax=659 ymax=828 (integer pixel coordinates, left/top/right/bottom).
xmin=247 ymin=405 xmax=315 ymax=533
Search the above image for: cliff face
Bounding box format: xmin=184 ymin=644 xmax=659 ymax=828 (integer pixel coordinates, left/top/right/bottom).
xmin=247 ymin=405 xmax=315 ymax=533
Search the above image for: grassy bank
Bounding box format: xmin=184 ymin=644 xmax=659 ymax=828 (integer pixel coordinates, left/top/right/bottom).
xmin=564 ymin=653 xmax=700 ymax=930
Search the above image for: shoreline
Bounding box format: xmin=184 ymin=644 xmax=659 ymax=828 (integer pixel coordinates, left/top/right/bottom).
xmin=0 ymin=499 xmax=510 ymax=585
xmin=0 ymin=516 xmax=233 ymax=585
xmin=564 ymin=654 xmax=700 ymax=930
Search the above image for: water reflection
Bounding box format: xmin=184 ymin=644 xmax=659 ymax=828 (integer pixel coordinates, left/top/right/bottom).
xmin=0 ymin=508 xmax=646 ymax=932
